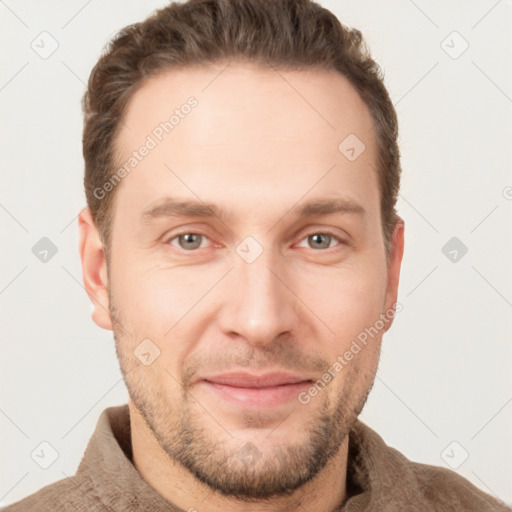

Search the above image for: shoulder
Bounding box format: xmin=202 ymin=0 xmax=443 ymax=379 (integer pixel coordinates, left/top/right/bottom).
xmin=347 ymin=420 xmax=511 ymax=511
xmin=398 ymin=448 xmax=510 ymax=511
xmin=0 ymin=474 xmax=102 ymax=512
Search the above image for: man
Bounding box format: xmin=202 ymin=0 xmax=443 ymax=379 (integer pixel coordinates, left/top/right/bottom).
xmin=4 ymin=0 xmax=509 ymax=510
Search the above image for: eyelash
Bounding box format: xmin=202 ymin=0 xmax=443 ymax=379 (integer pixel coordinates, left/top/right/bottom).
xmin=165 ymin=230 xmax=345 ymax=252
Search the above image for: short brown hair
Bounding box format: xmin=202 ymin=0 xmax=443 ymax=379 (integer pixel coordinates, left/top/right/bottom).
xmin=82 ymin=0 xmax=401 ymax=259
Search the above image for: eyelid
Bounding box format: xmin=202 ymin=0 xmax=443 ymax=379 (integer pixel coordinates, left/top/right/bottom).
xmin=162 ymin=223 xmax=216 ymax=243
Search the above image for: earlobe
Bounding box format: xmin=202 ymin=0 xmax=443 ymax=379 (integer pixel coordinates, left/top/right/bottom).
xmin=78 ymin=208 xmax=113 ymax=331
xmin=384 ymin=218 xmax=405 ymax=330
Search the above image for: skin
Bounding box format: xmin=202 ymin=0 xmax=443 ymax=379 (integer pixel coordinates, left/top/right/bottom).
xmin=79 ymin=61 xmax=404 ymax=512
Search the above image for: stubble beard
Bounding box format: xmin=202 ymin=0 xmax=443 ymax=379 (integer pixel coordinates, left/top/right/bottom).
xmin=109 ymin=292 xmax=376 ymax=500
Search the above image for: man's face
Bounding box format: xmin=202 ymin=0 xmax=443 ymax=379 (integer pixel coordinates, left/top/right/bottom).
xmin=86 ymin=62 xmax=403 ymax=498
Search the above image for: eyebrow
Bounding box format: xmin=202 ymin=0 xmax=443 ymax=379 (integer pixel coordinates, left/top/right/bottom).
xmin=140 ymin=197 xmax=365 ymax=223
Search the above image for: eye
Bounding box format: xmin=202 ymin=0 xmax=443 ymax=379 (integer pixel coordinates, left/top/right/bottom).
xmin=297 ymin=232 xmax=343 ymax=250
xmin=167 ymin=232 xmax=210 ymax=251
xmin=165 ymin=230 xmax=345 ymax=253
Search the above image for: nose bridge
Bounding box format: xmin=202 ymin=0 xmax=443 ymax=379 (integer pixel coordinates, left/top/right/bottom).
xmin=218 ymin=238 xmax=297 ymax=346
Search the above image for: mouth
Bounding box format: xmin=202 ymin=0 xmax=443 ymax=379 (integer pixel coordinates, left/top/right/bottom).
xmin=199 ymin=371 xmax=313 ymax=409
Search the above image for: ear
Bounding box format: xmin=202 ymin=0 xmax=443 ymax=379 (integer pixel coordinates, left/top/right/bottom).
xmin=383 ymin=217 xmax=405 ymax=331
xmin=78 ymin=207 xmax=113 ymax=330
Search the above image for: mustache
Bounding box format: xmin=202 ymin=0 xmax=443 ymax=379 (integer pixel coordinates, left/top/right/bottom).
xmin=180 ymin=341 xmax=330 ymax=388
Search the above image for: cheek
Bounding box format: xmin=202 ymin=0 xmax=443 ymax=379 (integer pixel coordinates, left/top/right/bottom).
xmin=111 ymin=258 xmax=201 ymax=323
xmin=111 ymin=265 xmax=214 ymax=369
xmin=297 ymin=262 xmax=387 ymax=339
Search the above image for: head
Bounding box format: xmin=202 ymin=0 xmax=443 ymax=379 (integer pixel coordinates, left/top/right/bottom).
xmin=79 ymin=0 xmax=404 ymax=501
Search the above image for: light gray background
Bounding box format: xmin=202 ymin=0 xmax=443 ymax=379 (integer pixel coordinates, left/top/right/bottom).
xmin=1 ymin=0 xmax=511 ymax=507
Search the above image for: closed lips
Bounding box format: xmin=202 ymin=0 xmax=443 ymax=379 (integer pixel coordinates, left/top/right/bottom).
xmin=202 ymin=372 xmax=312 ymax=388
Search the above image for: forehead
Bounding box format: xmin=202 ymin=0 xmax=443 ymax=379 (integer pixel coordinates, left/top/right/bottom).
xmin=118 ymin=61 xmax=375 ymax=151
xmin=112 ymin=62 xmax=379 ymax=223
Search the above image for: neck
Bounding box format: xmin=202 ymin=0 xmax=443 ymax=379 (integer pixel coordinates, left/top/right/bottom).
xmin=129 ymin=401 xmax=350 ymax=512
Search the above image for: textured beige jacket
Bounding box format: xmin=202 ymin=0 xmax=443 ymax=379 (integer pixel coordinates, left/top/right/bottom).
xmin=2 ymin=404 xmax=509 ymax=511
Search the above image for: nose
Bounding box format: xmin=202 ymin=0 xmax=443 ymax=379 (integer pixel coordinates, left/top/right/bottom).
xmin=216 ymin=243 xmax=299 ymax=348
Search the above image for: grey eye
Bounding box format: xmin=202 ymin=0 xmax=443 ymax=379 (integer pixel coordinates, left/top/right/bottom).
xmin=307 ymin=233 xmax=333 ymax=250
xmin=174 ymin=233 xmax=204 ymax=250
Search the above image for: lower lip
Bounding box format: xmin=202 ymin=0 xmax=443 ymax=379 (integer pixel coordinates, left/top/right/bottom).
xmin=201 ymin=380 xmax=311 ymax=408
